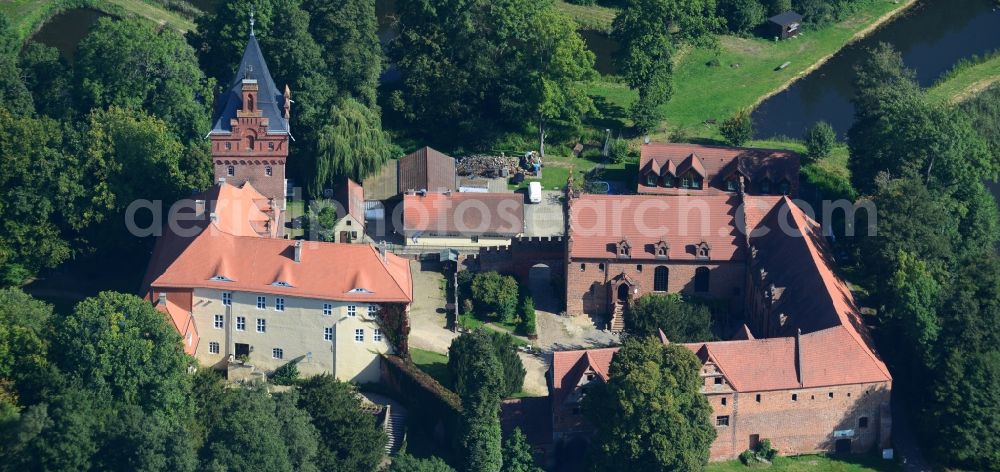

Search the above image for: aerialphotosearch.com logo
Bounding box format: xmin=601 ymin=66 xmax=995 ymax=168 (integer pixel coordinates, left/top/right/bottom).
xmin=124 ymin=194 xmax=878 ymax=242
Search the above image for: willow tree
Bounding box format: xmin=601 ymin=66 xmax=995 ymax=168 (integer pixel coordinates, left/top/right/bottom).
xmin=310 ymin=98 xmax=392 ymax=197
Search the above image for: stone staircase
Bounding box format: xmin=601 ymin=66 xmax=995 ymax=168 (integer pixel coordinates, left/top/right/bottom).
xmin=610 ymin=303 xmax=625 ymax=333
xmin=383 ymin=405 xmax=406 ymax=456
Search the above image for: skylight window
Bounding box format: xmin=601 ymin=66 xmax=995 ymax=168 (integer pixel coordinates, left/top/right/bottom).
xmin=209 ymin=275 xmax=233 ymax=282
xmin=272 ymin=281 xmax=294 ymax=287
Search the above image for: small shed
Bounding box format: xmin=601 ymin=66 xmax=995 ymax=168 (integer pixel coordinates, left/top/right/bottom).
xmin=767 ymin=11 xmax=803 ymax=39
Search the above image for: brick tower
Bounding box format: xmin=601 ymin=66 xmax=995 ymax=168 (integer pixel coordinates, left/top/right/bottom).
xmin=209 ymin=26 xmax=291 ymax=236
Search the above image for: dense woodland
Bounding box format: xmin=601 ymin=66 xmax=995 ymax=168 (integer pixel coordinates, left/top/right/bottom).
xmin=0 ymin=0 xmax=999 ymax=471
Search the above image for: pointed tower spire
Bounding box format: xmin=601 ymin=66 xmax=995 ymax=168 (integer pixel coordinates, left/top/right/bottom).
xmin=249 ymin=5 xmax=255 ymax=36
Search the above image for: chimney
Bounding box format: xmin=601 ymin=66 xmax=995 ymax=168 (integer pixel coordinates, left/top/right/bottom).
xmin=293 ymin=240 xmax=303 ymax=263
xmin=218 ymin=177 xmax=226 ymax=185
xmin=157 ymin=292 xmax=167 ymax=306
xmin=195 ymin=199 xmax=206 ymax=218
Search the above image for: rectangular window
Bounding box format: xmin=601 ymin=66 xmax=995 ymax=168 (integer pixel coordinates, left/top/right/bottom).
xmin=256 ymin=296 xmax=266 ymax=310
xmin=324 ymin=327 xmax=333 ymax=341
xmin=354 ymin=328 xmax=364 ymax=342
xmin=213 ymin=314 xmax=224 ymax=329
xmin=257 ymin=318 xmax=266 ymax=333
xmin=368 ymin=304 xmax=378 ymax=316
xmin=791 ymin=393 xmax=798 ymax=401
xmin=347 ymin=305 xmax=357 ymax=317
xmin=208 ymin=342 xmax=220 ymax=354
xmin=374 ymin=329 xmax=383 ymax=342
xmin=272 ymin=348 xmax=283 ymax=359
xmin=755 ymin=394 xmax=761 ymax=403
xmin=236 ymin=316 xmax=246 ymax=331
xmin=858 ymin=417 xmax=869 ymax=429
xmin=323 ymin=303 xmax=332 ymax=316
xmin=716 ymin=415 xmax=730 ymax=427
xmin=222 ymin=292 xmax=232 ymax=306
xmin=275 ymin=297 xmax=285 ymax=312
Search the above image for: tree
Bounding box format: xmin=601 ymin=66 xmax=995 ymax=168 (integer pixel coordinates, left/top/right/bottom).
xmin=17 ymin=41 xmax=72 ymax=119
xmin=301 ymin=0 xmax=383 ymax=106
xmin=272 ymin=391 xmax=321 ymax=472
xmin=804 ymin=120 xmax=835 ymax=160
xmin=311 ymin=98 xmax=392 ymax=196
xmin=718 ymin=0 xmax=766 ymax=35
xmin=76 ymin=18 xmax=214 ymax=144
xmin=452 ymin=330 xmax=503 ymax=472
xmin=519 ymin=296 xmax=537 ymax=336
xmin=502 ymin=428 xmax=542 ymax=472
xmin=488 ymin=331 xmax=526 ymax=398
xmin=202 ymin=387 xmax=297 ymax=471
xmin=51 ymin=292 xmax=193 ymax=415
xmin=626 ymin=294 xmax=715 ymax=342
xmin=470 ymin=272 xmax=519 ymax=322
xmin=0 ymin=13 xmax=34 ymax=117
xmin=583 ymin=338 xmax=716 ymax=471
xmin=0 ymin=289 xmax=53 ymax=404
xmin=720 ymin=108 xmax=753 ymax=146
xmin=0 ymin=108 xmax=88 ymax=285
xmin=297 ymin=374 xmax=387 ymax=471
xmin=389 ymin=453 xmax=456 ymax=472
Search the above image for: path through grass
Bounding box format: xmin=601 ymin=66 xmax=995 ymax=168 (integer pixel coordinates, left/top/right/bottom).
xmin=925 ymin=51 xmax=1000 ymax=104
xmin=1 ymin=0 xmax=196 ymax=41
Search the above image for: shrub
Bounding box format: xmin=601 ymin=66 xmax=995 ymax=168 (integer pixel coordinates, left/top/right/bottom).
xmin=719 ymin=0 xmax=766 ymax=35
xmin=630 ymin=100 xmax=664 ymax=134
xmin=271 ymin=360 xmax=300 ymax=386
xmin=720 ymin=109 xmax=754 ymax=147
xmin=608 ymin=138 xmax=630 ymax=164
xmin=805 ymin=121 xmax=836 ymax=160
xmin=520 ymin=297 xmax=537 ymax=336
xmin=470 ymin=272 xmax=519 ymax=323
xmin=626 ymin=294 xmax=715 ymax=342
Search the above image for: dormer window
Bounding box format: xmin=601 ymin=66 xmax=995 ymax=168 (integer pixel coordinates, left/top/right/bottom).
xmin=272 ymin=281 xmax=293 ymax=288
xmin=726 ymin=179 xmax=738 ymax=191
xmin=663 ymin=175 xmax=674 ymax=188
xmin=682 ymin=176 xmax=691 ymax=188
xmin=209 ymin=275 xmax=233 ymax=282
xmin=779 ymin=180 xmax=790 ymax=195
xmin=692 ymin=175 xmax=703 ymax=189
xmin=654 ymin=240 xmax=669 ymax=259
xmin=348 ymin=288 xmax=373 ymax=294
xmin=760 ymin=178 xmax=772 ymax=194
xmin=616 ymin=240 xmax=631 ymax=258
xmin=695 ymin=241 xmax=711 ymax=259
xmin=646 ymin=173 xmax=656 ymax=186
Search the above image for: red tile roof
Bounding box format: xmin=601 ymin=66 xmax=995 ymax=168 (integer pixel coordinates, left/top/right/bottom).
xmin=155 ymin=299 xmax=199 ymax=355
xmin=551 ymin=347 xmax=617 ymax=406
xmin=403 ymin=191 xmax=524 ymax=238
xmin=568 ymin=194 xmax=745 ymax=261
xmin=142 ymin=183 xmax=412 ymax=303
xmin=638 ymin=143 xmax=799 ymax=196
xmin=336 ymin=178 xmax=365 ymax=224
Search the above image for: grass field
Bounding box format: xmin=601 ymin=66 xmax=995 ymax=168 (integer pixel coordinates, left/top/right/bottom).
xmin=554 ymin=0 xmax=615 ymax=32
xmin=409 ymin=348 xmax=453 ymax=388
xmin=0 ymin=0 xmax=196 ymax=41
xmin=925 ymin=51 xmax=1000 ymax=104
xmin=706 ymin=454 xmax=899 ymax=472
xmin=582 ymin=0 xmax=914 ymax=141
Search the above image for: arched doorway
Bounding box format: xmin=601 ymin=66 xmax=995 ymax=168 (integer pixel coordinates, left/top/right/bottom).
xmin=617 ymin=283 xmax=630 ymax=303
xmin=528 ymin=263 xmax=556 ymax=313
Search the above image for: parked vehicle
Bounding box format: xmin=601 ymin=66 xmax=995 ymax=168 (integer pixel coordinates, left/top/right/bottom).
xmin=528 ymin=181 xmax=542 ymax=203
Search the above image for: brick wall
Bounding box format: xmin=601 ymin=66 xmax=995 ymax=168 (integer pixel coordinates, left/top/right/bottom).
xmin=477 ymin=236 xmax=566 ymax=284
xmin=565 ymin=258 xmax=746 ymax=316
xmin=706 ymin=382 xmax=891 ymax=460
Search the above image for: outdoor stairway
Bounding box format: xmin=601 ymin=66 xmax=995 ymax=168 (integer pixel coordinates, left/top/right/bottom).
xmin=383 ymin=406 xmax=406 ymax=456
xmin=610 ymin=304 xmax=625 ymax=333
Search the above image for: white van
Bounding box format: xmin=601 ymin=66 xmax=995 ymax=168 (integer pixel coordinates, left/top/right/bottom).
xmin=528 ymin=181 xmax=542 ymax=204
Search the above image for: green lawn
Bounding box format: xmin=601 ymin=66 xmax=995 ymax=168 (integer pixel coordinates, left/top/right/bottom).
xmin=409 ymin=348 xmax=453 ymax=388
xmin=706 ymin=454 xmax=898 ymax=472
xmin=585 ymin=0 xmax=913 ymax=141
xmin=554 ymin=0 xmax=616 ymax=32
xmin=925 ymin=51 xmax=1000 ymax=104
xmin=0 ymin=0 xmax=196 ymax=41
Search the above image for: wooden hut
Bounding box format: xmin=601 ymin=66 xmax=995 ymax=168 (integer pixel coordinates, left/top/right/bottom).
xmin=767 ymin=11 xmax=803 ymax=39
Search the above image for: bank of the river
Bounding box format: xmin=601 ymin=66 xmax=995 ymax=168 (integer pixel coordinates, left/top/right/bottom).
xmin=583 ymin=0 xmax=915 ymax=141
xmin=1 ymin=0 xmax=195 ymax=40
xmin=925 ymin=51 xmax=1000 ymax=104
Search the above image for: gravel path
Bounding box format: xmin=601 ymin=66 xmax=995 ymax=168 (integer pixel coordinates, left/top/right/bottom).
xmin=407 ymin=262 xmax=458 ymax=353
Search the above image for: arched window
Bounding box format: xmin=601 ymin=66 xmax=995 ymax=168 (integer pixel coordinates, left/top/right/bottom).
xmin=265 ymin=165 xmax=272 ymax=176
xmin=246 ymin=135 xmax=256 ymax=151
xmin=226 ymin=165 xmax=235 ymax=176
xmin=268 ymin=142 xmax=275 ymax=151
xmin=225 ymin=141 xmax=232 ymax=150
xmin=247 ymin=94 xmax=255 ymax=111
xmin=654 ymin=266 xmax=668 ymax=292
xmin=695 ymin=267 xmax=710 ymax=292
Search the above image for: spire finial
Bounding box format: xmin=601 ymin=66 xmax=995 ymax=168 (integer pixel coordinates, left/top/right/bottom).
xmin=249 ymin=5 xmax=256 ymax=36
